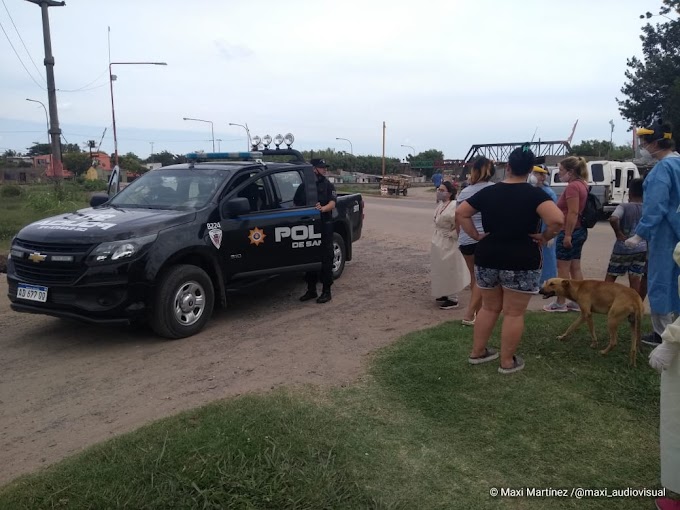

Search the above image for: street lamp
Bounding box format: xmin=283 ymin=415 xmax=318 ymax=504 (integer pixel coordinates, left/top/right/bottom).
xmin=216 ymin=138 xmax=223 ymax=152
xmin=183 ymin=117 xmax=215 ymax=152
xmin=109 ymin=61 xmax=167 ymax=170
xmin=401 ymin=144 xmax=415 ymax=157
xmin=26 ymin=98 xmax=49 ymax=145
xmin=335 ymin=137 xmax=353 ymax=155
xmin=228 ymin=123 xmax=252 ymax=151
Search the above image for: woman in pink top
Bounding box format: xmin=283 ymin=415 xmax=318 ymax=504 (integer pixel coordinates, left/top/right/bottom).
xmin=543 ymin=156 xmax=589 ymax=312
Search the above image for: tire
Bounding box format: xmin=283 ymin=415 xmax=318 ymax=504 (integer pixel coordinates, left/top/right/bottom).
xmin=331 ymin=232 xmax=347 ymax=280
xmin=402 ymin=188 xmax=408 ymax=196
xmin=150 ymin=264 xmax=214 ymax=339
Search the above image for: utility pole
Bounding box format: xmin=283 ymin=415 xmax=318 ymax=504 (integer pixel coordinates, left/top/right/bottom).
xmin=382 ymin=121 xmax=386 ymax=177
xmin=26 ymin=0 xmax=65 ymax=180
xmin=149 ymin=141 xmax=154 ymax=155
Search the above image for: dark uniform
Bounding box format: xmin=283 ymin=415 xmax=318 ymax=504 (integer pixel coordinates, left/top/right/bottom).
xmin=300 ymin=159 xmax=337 ymax=304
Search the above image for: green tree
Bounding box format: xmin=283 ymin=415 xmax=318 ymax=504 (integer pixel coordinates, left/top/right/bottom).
xmin=147 ymin=150 xmax=176 ymax=167
xmin=119 ymin=152 xmax=144 ymax=173
xmin=62 ymin=152 xmax=92 ymax=176
xmin=569 ymin=140 xmax=634 ymax=160
xmin=408 ymin=149 xmax=445 ymax=178
xmin=617 ymin=0 xmax=680 ymax=142
xmin=62 ymin=143 xmax=81 ymax=153
xmin=26 ymin=143 xmax=51 ymax=157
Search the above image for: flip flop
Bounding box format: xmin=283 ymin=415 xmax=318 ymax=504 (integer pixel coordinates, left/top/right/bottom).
xmin=498 ymin=355 xmax=525 ymax=375
xmin=468 ymin=348 xmax=499 ymax=365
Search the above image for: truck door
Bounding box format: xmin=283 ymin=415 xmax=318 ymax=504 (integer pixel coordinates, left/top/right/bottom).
xmin=611 ymin=167 xmax=624 ymax=204
xmin=220 ymin=169 xmax=321 ymax=278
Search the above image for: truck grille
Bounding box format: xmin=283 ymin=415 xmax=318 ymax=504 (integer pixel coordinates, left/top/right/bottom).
xmin=11 ymin=238 xmax=94 ymax=285
xmin=13 ymin=262 xmax=85 ymax=284
xmin=13 ymin=239 xmax=95 ymax=254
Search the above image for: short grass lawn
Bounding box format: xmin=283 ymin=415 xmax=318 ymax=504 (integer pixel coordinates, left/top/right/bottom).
xmin=0 ymin=313 xmax=661 ymax=509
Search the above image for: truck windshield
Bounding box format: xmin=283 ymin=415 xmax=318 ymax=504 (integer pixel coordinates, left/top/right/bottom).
xmin=108 ymin=169 xmax=230 ymax=210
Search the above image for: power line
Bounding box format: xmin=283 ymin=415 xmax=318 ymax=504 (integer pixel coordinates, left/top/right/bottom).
xmin=58 ymin=68 xmax=109 ymax=92
xmin=0 ymin=18 xmax=45 ymax=89
xmin=1 ymin=0 xmax=44 ymax=81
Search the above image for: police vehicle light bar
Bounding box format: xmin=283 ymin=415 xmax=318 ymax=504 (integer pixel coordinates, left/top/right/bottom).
xmin=185 ymin=151 xmax=263 ymax=160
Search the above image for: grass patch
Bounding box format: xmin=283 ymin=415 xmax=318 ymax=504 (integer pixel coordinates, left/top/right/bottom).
xmin=0 ymin=313 xmax=661 ymax=509
xmin=0 ymin=183 xmax=91 ymax=255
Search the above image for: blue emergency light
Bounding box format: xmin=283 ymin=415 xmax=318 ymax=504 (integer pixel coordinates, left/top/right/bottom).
xmin=185 ymin=151 xmax=263 ymax=160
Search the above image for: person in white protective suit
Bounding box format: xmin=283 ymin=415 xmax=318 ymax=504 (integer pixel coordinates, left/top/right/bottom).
xmin=431 ymin=181 xmax=470 ymax=310
xmin=651 ymin=241 xmax=680 ymax=510
xmin=625 ymin=120 xmax=680 ymax=346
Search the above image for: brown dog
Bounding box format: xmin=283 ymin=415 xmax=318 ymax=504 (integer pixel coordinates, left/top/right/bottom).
xmin=539 ymin=278 xmax=643 ymax=366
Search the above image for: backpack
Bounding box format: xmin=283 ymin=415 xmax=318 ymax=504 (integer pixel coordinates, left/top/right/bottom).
xmin=579 ymin=185 xmax=601 ymax=228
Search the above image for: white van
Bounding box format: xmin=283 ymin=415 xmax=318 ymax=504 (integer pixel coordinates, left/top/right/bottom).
xmin=549 ymin=160 xmax=640 ymax=214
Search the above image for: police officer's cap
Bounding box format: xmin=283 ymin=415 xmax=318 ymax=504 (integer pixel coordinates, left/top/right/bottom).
xmin=310 ymin=158 xmax=329 ymax=168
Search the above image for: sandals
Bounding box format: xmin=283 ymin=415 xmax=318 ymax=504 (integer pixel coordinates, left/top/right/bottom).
xmin=461 ymin=317 xmax=476 ymax=326
xmin=468 ymin=348 xmax=499 ymax=365
xmin=498 ymin=355 xmax=525 ymax=375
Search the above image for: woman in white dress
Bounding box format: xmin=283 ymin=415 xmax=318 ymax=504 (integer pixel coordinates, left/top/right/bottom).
xmin=431 ymin=181 xmax=470 ymax=310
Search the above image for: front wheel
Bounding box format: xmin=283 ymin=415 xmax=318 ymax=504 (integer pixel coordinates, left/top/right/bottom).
xmin=402 ymin=188 xmax=408 ymax=196
xmin=150 ymin=264 xmax=215 ymax=339
xmin=331 ymin=232 xmax=347 ymax=280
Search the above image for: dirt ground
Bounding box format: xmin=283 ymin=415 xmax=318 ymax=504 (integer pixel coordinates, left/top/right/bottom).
xmin=0 ymin=187 xmax=622 ymax=485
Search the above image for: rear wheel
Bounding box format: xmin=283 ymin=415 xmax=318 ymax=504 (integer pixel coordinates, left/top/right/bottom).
xmin=402 ymin=188 xmax=408 ymax=196
xmin=150 ymin=264 xmax=214 ymax=339
xmin=331 ymin=232 xmax=346 ymax=280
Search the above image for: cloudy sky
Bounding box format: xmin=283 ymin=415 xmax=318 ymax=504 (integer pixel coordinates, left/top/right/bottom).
xmin=0 ymin=0 xmax=664 ymax=160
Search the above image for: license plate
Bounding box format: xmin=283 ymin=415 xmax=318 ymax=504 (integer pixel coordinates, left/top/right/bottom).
xmin=17 ymin=284 xmax=48 ymax=303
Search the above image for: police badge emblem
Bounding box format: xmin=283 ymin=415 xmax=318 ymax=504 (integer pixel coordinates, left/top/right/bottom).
xmin=208 ymin=226 xmax=222 ymax=249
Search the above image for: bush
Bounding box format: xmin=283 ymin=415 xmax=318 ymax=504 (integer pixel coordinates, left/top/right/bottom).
xmin=81 ymin=179 xmax=107 ymax=192
xmin=27 ymin=186 xmax=85 ymax=214
xmin=0 ymin=185 xmax=22 ymax=197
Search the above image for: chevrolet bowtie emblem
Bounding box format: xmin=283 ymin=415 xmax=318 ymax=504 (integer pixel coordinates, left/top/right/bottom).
xmin=28 ymin=252 xmax=47 ymax=263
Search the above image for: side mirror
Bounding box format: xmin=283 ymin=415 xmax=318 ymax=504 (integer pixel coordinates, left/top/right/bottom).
xmin=221 ymin=197 xmax=251 ymax=218
xmin=90 ymin=193 xmax=109 ymax=207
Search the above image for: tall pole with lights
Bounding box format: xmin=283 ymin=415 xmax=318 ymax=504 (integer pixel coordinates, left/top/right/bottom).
xmin=26 ymin=98 xmax=49 ymax=145
xmin=335 ymin=137 xmax=353 ymax=155
xmin=183 ymin=117 xmax=215 ymax=152
xmin=229 ymin=122 xmax=252 ymax=151
xmin=108 ymin=26 xmax=167 ymax=181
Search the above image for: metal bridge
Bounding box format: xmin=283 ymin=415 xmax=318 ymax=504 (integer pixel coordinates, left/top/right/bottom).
xmin=462 ymin=141 xmax=572 ymax=163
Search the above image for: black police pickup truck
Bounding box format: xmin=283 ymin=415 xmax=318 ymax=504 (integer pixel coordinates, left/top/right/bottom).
xmin=6 ymin=149 xmax=364 ymax=339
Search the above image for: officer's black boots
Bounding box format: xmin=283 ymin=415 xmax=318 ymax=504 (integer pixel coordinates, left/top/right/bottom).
xmin=316 ymin=290 xmax=332 ymax=304
xmin=299 ymin=289 xmax=318 ymax=302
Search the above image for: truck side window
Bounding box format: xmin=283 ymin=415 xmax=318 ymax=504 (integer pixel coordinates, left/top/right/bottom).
xmin=615 ymin=168 xmax=622 ymax=188
xmin=238 ymin=177 xmax=274 ymax=212
xmin=270 ymin=170 xmax=305 ymax=208
xmin=591 ymin=164 xmax=605 ymax=182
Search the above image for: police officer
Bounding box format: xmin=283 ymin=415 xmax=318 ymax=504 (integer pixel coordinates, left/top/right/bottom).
xmin=300 ymin=158 xmax=337 ymax=304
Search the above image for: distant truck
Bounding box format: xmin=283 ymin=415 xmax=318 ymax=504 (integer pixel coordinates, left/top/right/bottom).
xmin=547 ymin=160 xmax=640 ymax=215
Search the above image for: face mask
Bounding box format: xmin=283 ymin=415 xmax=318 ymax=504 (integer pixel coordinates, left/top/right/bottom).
xmin=641 ymin=144 xmax=665 ymax=160
xmin=527 ymin=174 xmax=538 ymax=186
xmin=436 ymin=191 xmax=449 ymax=202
